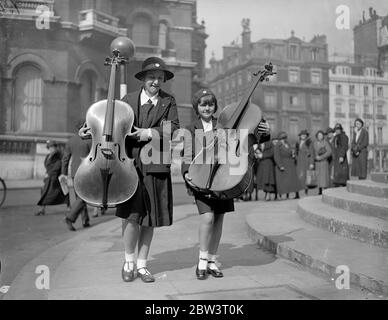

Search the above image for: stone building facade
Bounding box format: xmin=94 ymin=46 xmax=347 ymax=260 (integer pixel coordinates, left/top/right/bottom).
xmin=206 ymin=21 xmax=330 ymax=143
xmin=0 ymin=0 xmax=206 ymax=180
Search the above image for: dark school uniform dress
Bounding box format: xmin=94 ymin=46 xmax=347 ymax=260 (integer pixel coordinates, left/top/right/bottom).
xmin=38 ymin=151 xmax=70 ymax=206
xmin=181 ymin=117 xmax=234 ymax=215
xmin=115 ymin=89 xmax=179 ymax=229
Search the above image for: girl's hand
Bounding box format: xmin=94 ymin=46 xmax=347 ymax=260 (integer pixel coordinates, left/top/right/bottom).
xmin=184 ymin=173 xmax=196 ymax=188
xmin=129 ymin=126 xmax=152 ymax=141
xmin=79 ymin=123 xmax=91 ymax=139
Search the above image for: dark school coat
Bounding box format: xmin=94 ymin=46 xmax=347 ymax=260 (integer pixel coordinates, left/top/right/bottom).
xmin=274 ymin=141 xmax=302 ymax=194
xmin=116 ymin=89 xmax=179 ymax=225
xmin=38 ymin=151 xmax=70 ymax=206
xmin=351 ymin=128 xmax=369 ymax=179
xmin=332 ymin=132 xmax=350 ymax=186
xmin=295 ymin=138 xmax=315 ymax=190
xmin=256 ymin=141 xmax=276 ymax=193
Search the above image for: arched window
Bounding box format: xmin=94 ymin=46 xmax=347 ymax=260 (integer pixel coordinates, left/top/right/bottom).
xmin=132 ymin=15 xmax=152 ymax=46
xmin=13 ymin=65 xmax=43 ymax=132
xmin=80 ymin=70 xmax=98 ymax=116
xmin=158 ymin=22 xmax=168 ymax=50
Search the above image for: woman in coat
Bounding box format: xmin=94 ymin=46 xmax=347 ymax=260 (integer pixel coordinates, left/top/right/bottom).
xmin=295 ymin=130 xmax=315 ymax=195
xmin=325 ymin=127 xmax=335 ymax=186
xmin=274 ymin=132 xmax=302 ymax=199
xmin=351 ymin=118 xmax=369 ymax=180
xmin=35 ymin=141 xmax=70 ymax=215
xmin=332 ymin=123 xmax=350 ymax=187
xmin=313 ymin=130 xmax=332 ymax=195
xmin=255 ymin=140 xmax=277 ymax=201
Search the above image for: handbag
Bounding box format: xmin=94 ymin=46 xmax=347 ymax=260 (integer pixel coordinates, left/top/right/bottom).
xmin=306 ymin=169 xmax=317 ymax=188
xmin=317 ymin=146 xmax=327 ymax=156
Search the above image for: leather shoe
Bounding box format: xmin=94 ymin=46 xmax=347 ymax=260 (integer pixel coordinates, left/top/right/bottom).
xmin=207 ymin=267 xmax=224 ymax=278
xmin=64 ymin=218 xmax=76 ymax=231
xmin=137 ymin=267 xmax=155 ymax=283
xmin=195 ymin=265 xmax=208 ymax=280
xmin=83 ymin=222 xmax=91 ymax=228
xmin=122 ymin=262 xmax=135 ymax=282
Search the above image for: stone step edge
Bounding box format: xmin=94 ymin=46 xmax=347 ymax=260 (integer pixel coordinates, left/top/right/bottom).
xmin=245 ymin=217 xmax=388 ymax=296
xmin=297 ymin=197 xmax=388 ymax=248
xmin=346 ymin=180 xmax=388 ymax=198
xmin=371 ymin=173 xmax=388 ymax=184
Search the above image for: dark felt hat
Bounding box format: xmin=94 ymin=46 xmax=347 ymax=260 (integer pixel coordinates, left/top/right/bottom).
xmin=277 ymin=131 xmax=288 ymax=140
xmin=298 ymin=129 xmax=309 ymax=136
xmin=325 ymin=127 xmax=334 ymax=135
xmin=354 ymin=118 xmax=364 ymax=127
xmin=134 ymin=57 xmax=174 ymax=81
xmin=46 ymin=140 xmax=58 ymax=148
xmin=334 ymin=123 xmax=343 ymax=131
xmin=192 ymin=88 xmax=218 ymax=113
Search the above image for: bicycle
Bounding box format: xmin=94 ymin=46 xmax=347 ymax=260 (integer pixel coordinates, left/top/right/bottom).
xmin=0 ymin=177 xmax=6 ymax=207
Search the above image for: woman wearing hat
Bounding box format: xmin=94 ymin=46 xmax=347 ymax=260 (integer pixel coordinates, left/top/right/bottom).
xmin=255 ymin=139 xmax=277 ymax=201
xmin=35 ymin=141 xmax=70 ymax=215
xmin=113 ymin=57 xmax=179 ymax=283
xmin=181 ymin=88 xmax=235 ymax=280
xmin=332 ymin=123 xmax=350 ymax=187
xmin=313 ymin=130 xmax=332 ymax=195
xmin=324 ymin=127 xmax=335 ymax=186
xmin=351 ymin=118 xmax=369 ymax=180
xmin=295 ymin=129 xmax=315 ymax=196
xmin=273 ymin=132 xmax=302 ymax=199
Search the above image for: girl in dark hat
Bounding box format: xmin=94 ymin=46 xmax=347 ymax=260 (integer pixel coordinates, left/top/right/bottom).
xmin=313 ymin=130 xmax=332 ymax=194
xmin=332 ymin=123 xmax=350 ymax=187
xmin=295 ymin=129 xmax=315 ymax=196
xmin=115 ymin=57 xmax=179 ymax=283
xmin=182 ymin=88 xmax=234 ymax=280
xmin=273 ymin=132 xmax=302 ymax=199
xmin=35 ymin=141 xmax=70 ymax=215
xmin=351 ymin=118 xmax=369 ymax=180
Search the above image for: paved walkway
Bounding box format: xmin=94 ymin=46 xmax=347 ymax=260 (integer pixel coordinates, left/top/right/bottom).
xmin=3 ymin=200 xmax=380 ymax=300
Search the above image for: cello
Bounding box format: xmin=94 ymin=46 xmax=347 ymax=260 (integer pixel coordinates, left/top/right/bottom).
xmin=74 ymin=37 xmax=138 ymax=208
xmin=187 ymin=63 xmax=275 ymax=199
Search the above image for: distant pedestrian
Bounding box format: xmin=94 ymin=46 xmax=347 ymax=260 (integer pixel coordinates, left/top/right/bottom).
xmin=325 ymin=127 xmax=335 ymax=186
xmin=61 ymin=120 xmax=93 ymax=231
xmin=274 ymin=132 xmax=302 ymax=199
xmin=35 ymin=141 xmax=70 ymax=215
xmin=255 ymin=140 xmax=277 ymax=201
xmin=313 ymin=130 xmax=332 ymax=195
xmin=351 ymin=118 xmax=369 ymax=180
xmin=332 ymin=123 xmax=350 ymax=187
xmin=295 ymin=130 xmax=315 ymax=196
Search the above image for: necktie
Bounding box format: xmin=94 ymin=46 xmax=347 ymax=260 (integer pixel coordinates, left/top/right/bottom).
xmin=139 ymin=99 xmax=154 ymax=127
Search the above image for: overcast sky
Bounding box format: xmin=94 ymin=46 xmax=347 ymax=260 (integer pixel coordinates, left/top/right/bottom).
xmin=197 ymin=0 xmax=388 ymax=65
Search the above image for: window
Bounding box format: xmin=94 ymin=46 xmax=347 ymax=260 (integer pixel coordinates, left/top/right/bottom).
xmin=349 ymin=85 xmax=355 ymax=96
xmin=363 ymin=103 xmax=369 ymax=114
xmin=311 ymin=71 xmax=321 ymax=84
xmin=377 ymin=86 xmax=384 ymax=97
xmin=378 ymin=127 xmax=383 ymax=144
xmin=377 ymin=104 xmax=383 ymax=115
xmin=336 ymin=84 xmax=342 ymax=95
xmin=13 ymin=65 xmax=44 ymax=132
xmin=363 ymin=86 xmax=369 ymax=96
xmin=158 ymin=22 xmax=168 ymax=50
xmin=289 ymin=119 xmax=299 ymax=139
xmin=132 ymin=15 xmax=152 ymax=46
xmin=264 ymin=91 xmax=276 ymax=108
xmin=289 ymin=69 xmax=299 ymax=83
xmin=289 ymin=44 xmax=298 ymax=60
xmin=311 ymin=94 xmax=322 ymax=112
xmin=311 ymin=49 xmax=318 ymax=61
xmin=349 ymin=103 xmax=356 ymax=115
xmin=335 ymin=102 xmax=342 ymax=113
xmin=289 ymin=94 xmax=298 ymax=106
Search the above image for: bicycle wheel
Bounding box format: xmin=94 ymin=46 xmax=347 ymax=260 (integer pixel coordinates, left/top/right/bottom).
xmin=0 ymin=178 xmax=6 ymax=207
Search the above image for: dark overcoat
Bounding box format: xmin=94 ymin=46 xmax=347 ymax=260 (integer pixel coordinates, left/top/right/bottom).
xmin=116 ymin=89 xmax=179 ymax=227
xmin=332 ymin=132 xmax=350 ymax=186
xmin=38 ymin=151 xmax=70 ymax=206
xmin=351 ymin=128 xmax=369 ymax=179
xmin=61 ymin=134 xmax=92 ymax=178
xmin=274 ymin=141 xmax=302 ymax=194
xmin=256 ymin=141 xmax=276 ymax=193
xmin=295 ymin=138 xmax=315 ymax=189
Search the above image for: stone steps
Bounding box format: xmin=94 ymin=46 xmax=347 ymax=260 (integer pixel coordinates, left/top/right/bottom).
xmin=371 ymin=173 xmax=388 ymax=184
xmin=347 ymin=180 xmax=388 ymax=198
xmin=322 ymin=188 xmax=388 ymax=221
xmin=297 ymin=196 xmax=388 ymax=248
xmin=245 ymin=209 xmax=388 ymax=296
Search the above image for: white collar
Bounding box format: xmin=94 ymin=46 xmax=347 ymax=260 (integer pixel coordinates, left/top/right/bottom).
xmin=140 ymin=89 xmax=159 ymax=106
xmin=201 ymin=118 xmax=213 ymax=132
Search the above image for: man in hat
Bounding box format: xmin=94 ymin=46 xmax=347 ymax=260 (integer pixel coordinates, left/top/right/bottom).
xmin=116 ymin=57 xmax=179 ymax=283
xmin=332 ymin=123 xmax=349 ymax=187
xmin=60 ymin=119 xmax=93 ymax=231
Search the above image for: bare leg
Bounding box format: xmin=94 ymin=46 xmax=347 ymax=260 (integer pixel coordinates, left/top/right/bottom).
xmin=208 ymin=214 xmax=224 ymax=255
xmin=199 ymin=212 xmax=215 ymax=252
xmin=137 ymin=226 xmax=154 ymax=260
xmin=123 ymin=220 xmax=139 ymax=260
